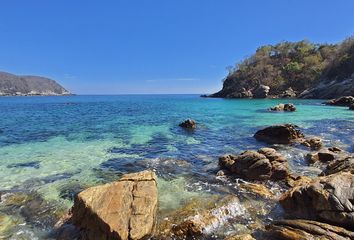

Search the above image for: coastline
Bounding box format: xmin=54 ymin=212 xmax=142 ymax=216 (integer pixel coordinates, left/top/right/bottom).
xmin=0 ymin=95 xmax=353 ymax=239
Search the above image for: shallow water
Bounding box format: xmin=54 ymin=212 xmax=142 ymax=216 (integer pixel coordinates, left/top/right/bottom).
xmin=0 ymin=95 xmax=353 ymax=238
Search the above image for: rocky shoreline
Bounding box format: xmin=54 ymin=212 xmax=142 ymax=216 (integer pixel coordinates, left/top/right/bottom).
xmin=46 ymin=102 xmax=354 ymax=240
xmin=1 ymin=98 xmax=353 ymax=239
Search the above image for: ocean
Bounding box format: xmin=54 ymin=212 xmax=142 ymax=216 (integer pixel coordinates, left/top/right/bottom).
xmin=0 ymin=95 xmax=353 ymax=239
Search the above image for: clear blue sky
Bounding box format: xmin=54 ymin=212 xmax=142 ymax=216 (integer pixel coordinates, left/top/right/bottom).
xmin=0 ymin=0 xmax=353 ymax=94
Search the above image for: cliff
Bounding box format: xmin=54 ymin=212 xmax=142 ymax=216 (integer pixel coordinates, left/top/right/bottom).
xmin=0 ymin=71 xmax=71 ymax=96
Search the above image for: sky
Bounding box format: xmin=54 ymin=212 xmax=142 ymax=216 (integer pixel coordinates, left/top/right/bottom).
xmin=0 ymin=1 xmax=354 ymax=94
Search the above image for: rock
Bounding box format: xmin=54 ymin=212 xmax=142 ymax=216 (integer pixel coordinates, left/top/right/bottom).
xmin=280 ymin=172 xmax=354 ymax=228
xmin=320 ymin=156 xmax=354 ymax=176
xmin=306 ymin=151 xmax=336 ymax=164
xmin=266 ymin=219 xmax=354 ymax=240
xmin=252 ymin=85 xmax=270 ymax=98
xmin=0 ymin=191 xmax=66 ymax=229
xmin=219 ymin=148 xmax=289 ymax=181
xmin=300 ymin=78 xmax=354 ymax=99
xmin=300 ymin=137 xmax=323 ymax=150
xmin=350 ymin=104 xmax=354 ymax=110
xmin=325 ymin=96 xmax=354 ymax=107
xmin=269 ymin=103 xmax=296 ymax=112
xmin=179 ymin=119 xmax=196 ymax=129
xmin=70 ymin=170 xmax=158 ymax=240
xmin=225 ymin=234 xmax=255 ymax=240
xmin=216 ymin=170 xmax=225 ymax=176
xmin=285 ymin=174 xmax=312 ymax=188
xmin=280 ymin=87 xmax=297 ymax=98
xmin=239 ymin=183 xmax=273 ymax=198
xmin=172 ymin=195 xmax=246 ymax=237
xmin=254 ymin=124 xmax=304 ymax=144
xmin=226 ymin=88 xmax=253 ymax=98
xmin=328 ymin=146 xmax=343 ymax=153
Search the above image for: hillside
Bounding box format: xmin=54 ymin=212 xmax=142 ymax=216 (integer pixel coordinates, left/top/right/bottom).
xmin=0 ymin=71 xmax=71 ymax=96
xmin=210 ymin=36 xmax=354 ymax=99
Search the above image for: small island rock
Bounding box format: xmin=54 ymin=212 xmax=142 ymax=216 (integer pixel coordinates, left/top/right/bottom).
xmin=325 ymin=96 xmax=354 ymax=107
xmin=179 ymin=119 xmax=197 ymax=129
xmin=269 ymin=103 xmax=296 ymax=112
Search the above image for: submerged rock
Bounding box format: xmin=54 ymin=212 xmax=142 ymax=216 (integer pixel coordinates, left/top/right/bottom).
xmin=266 ymin=219 xmax=354 ymax=240
xmin=350 ymin=104 xmax=354 ymax=110
xmin=239 ymin=182 xmax=274 ymax=199
xmin=269 ymin=103 xmax=296 ymax=112
xmin=70 ymin=170 xmax=158 ymax=240
xmin=179 ymin=119 xmax=196 ymax=129
xmin=254 ymin=124 xmax=304 ymax=144
xmin=280 ymin=172 xmax=354 ymax=228
xmin=171 ymin=195 xmax=246 ymax=237
xmin=325 ymin=96 xmax=354 ymax=107
xmin=252 ymin=85 xmax=270 ymax=98
xmin=219 ymin=148 xmax=289 ymax=181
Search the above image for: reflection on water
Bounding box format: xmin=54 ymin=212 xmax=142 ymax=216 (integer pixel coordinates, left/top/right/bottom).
xmin=0 ymin=95 xmax=353 ymax=238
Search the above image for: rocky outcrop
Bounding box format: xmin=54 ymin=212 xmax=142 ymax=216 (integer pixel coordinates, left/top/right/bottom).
xmin=306 ymin=151 xmax=336 ymax=164
xmin=179 ymin=119 xmax=196 ymax=129
xmin=254 ymin=124 xmax=304 ymax=144
xmin=266 ymin=219 xmax=354 ymax=240
xmin=300 ymin=137 xmax=323 ymax=150
xmin=280 ymin=87 xmax=297 ymax=98
xmin=0 ymin=71 xmax=71 ymax=96
xmin=219 ymin=148 xmax=289 ymax=181
xmin=350 ymin=104 xmax=354 ymax=110
xmin=300 ymin=78 xmax=354 ymax=99
xmin=269 ymin=103 xmax=296 ymax=112
xmin=325 ymin=95 xmax=354 ymax=106
xmin=280 ymin=172 xmax=354 ymax=228
xmin=70 ymin=170 xmax=158 ymax=240
xmin=320 ymin=156 xmax=354 ymax=176
xmin=252 ymin=85 xmax=270 ymax=98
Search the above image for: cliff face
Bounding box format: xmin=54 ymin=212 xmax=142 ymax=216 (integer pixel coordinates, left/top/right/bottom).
xmin=210 ymin=37 xmax=354 ymax=99
xmin=0 ymin=71 xmax=71 ymax=96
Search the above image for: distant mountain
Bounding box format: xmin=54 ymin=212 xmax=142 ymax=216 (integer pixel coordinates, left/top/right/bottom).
xmin=0 ymin=71 xmax=71 ymax=96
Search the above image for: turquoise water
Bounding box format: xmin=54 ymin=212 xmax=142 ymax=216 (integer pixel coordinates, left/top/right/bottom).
xmin=0 ymin=95 xmax=353 ymax=238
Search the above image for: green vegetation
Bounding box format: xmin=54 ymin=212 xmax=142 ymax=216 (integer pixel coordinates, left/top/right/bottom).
xmin=219 ymin=36 xmax=354 ymax=96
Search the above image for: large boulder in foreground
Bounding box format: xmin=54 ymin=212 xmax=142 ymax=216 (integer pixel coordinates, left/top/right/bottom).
xmin=325 ymin=96 xmax=354 ymax=107
xmin=254 ymin=124 xmax=304 ymax=144
xmin=280 ymin=172 xmax=354 ymax=228
xmin=266 ymin=219 xmax=354 ymax=240
xmin=219 ymin=148 xmax=289 ymax=181
xmin=70 ymin=170 xmax=158 ymax=240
